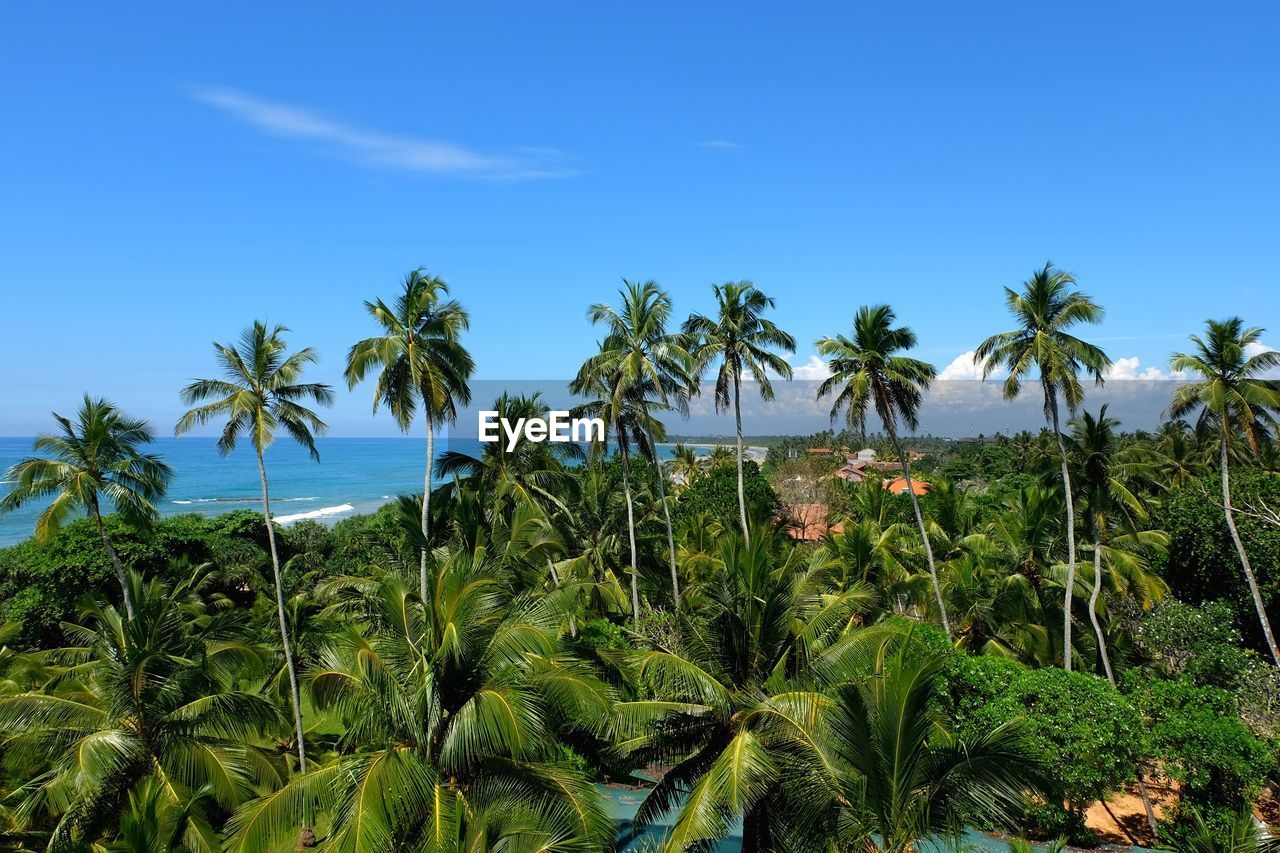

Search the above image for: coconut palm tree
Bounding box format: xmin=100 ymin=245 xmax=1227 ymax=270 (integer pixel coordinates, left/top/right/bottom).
xmin=1170 ymin=318 xmax=1280 ymax=667
xmin=576 ymin=280 xmax=694 ymax=608
xmin=816 ymin=304 xmax=949 ymax=637
xmin=684 ymin=282 xmax=796 ymax=540
xmin=226 ymin=556 xmax=614 ymax=852
xmin=344 ymin=267 xmax=474 ymax=604
xmin=1 ymin=396 xmax=172 ymax=621
xmin=612 ymin=526 xmax=878 ymax=852
xmin=1065 ymin=406 xmax=1151 ymax=684
xmin=666 ymin=443 xmax=704 ymax=492
xmin=437 ymin=391 xmax=582 ymax=524
xmin=974 ymin=263 xmax=1110 ymax=670
xmin=1147 ymin=419 xmax=1211 ymax=491
xmin=0 ymin=572 xmax=281 ymax=849
xmin=570 ymin=375 xmax=664 ymax=626
xmin=175 ymin=321 xmax=333 ymax=774
xmin=824 ymin=652 xmax=1049 ymax=852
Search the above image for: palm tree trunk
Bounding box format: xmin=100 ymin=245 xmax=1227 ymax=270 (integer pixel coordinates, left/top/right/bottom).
xmin=1135 ymin=772 xmax=1160 ymax=838
xmin=1088 ymin=523 xmax=1115 ymax=684
xmin=257 ymin=450 xmax=308 ymax=774
xmin=1220 ymin=429 xmax=1280 ymax=668
xmin=619 ymin=443 xmax=641 ymax=628
xmin=888 ymin=424 xmax=949 ymax=639
xmin=733 ymin=371 xmax=750 ymax=543
xmin=90 ymin=499 xmax=137 ymax=621
xmin=1089 ymin=524 xmax=1159 ymax=837
xmin=1048 ymin=391 xmax=1078 ymax=671
xmin=420 ymin=412 xmax=434 ymax=605
xmin=646 ymin=427 xmax=681 ymax=609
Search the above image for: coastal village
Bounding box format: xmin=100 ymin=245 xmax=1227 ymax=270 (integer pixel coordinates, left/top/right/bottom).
xmin=778 ymin=445 xmax=930 ymax=542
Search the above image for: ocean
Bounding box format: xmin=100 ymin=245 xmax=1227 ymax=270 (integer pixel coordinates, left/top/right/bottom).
xmin=0 ymin=436 xmax=689 ymax=548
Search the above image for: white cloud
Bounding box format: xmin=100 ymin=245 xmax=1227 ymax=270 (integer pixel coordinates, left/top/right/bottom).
xmin=190 ymin=85 xmax=576 ymax=180
xmin=789 ymin=355 xmax=831 ymax=381
xmin=1244 ymin=341 xmax=1280 ymax=377
xmin=937 ymin=351 xmax=989 ymax=381
xmin=1106 ymin=356 xmax=1170 ymax=381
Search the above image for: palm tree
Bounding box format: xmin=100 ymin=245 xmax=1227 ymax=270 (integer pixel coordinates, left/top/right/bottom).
xmin=975 ymin=262 xmax=1110 ymax=669
xmin=0 ymin=573 xmax=281 ymax=848
xmin=816 ymin=305 xmax=949 ymax=638
xmin=175 ymin=321 xmax=333 ymax=774
xmin=684 ymin=282 xmax=796 ymax=540
xmin=1170 ymin=318 xmax=1280 ymax=667
xmin=437 ymin=391 xmax=582 ymax=524
xmin=576 ymin=280 xmax=694 ymax=608
xmin=825 ymin=652 xmax=1048 ymax=851
xmin=227 ymin=557 xmax=614 ymax=852
xmin=613 ymin=526 xmax=877 ymax=851
xmin=1 ymin=396 xmax=171 ymax=620
xmin=1147 ymin=419 xmax=1210 ymax=491
xmin=1065 ymin=406 xmax=1151 ymax=684
xmin=570 ymin=376 xmax=663 ymax=626
xmin=344 ymin=267 xmax=474 ymax=604
xmin=666 ymin=443 xmax=703 ymax=492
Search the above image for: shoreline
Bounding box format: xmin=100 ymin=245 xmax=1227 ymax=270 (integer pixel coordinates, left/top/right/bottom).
xmin=657 ymin=441 xmax=768 ymax=463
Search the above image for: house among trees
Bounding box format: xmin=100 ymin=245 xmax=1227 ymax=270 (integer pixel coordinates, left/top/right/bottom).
xmin=884 ymin=476 xmax=929 ymax=495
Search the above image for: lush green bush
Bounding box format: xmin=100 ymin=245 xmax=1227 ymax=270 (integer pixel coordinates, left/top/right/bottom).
xmin=943 ymin=657 xmax=1142 ymax=809
xmin=1134 ymin=677 xmax=1273 ymax=811
xmin=0 ymin=511 xmax=273 ymax=644
xmin=1133 ymin=600 xmax=1257 ymax=689
xmin=673 ymin=460 xmax=779 ymax=528
xmin=1159 ymin=471 xmax=1280 ymax=651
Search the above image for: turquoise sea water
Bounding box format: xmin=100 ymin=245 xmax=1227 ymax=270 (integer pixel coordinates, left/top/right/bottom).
xmin=0 ymin=436 xmax=686 ymax=548
xmin=598 ymin=784 xmax=1151 ymax=852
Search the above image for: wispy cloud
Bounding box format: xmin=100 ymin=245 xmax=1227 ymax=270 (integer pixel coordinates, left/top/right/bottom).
xmin=190 ymin=85 xmax=576 ymax=180
xmin=697 ymin=139 xmax=743 ymax=151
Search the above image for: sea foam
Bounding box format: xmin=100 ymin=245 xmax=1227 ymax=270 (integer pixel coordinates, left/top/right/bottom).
xmin=272 ymin=503 xmax=355 ymax=525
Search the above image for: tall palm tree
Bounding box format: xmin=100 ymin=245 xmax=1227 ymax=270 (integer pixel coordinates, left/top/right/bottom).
xmin=816 ymin=305 xmax=949 ymax=638
xmin=684 ymin=281 xmax=796 ymax=540
xmin=1 ymin=396 xmax=171 ymax=620
xmin=344 ymin=267 xmax=474 ymax=604
xmin=576 ymin=280 xmax=694 ymax=608
xmin=175 ymin=321 xmax=333 ymax=774
xmin=1170 ymin=318 xmax=1280 ymax=667
xmin=227 ymin=558 xmax=614 ymax=852
xmin=0 ymin=573 xmax=281 ymax=849
xmin=974 ymin=262 xmax=1110 ymax=669
xmin=1065 ymin=406 xmax=1150 ymax=684
xmin=570 ymin=375 xmax=663 ymax=626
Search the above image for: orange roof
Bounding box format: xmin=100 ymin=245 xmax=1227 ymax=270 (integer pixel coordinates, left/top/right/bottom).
xmin=883 ymin=477 xmax=929 ymax=495
xmin=807 ymin=447 xmax=834 ymax=455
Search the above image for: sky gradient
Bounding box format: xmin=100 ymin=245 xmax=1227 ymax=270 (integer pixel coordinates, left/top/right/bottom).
xmin=2 ymin=2 xmax=1277 ymax=436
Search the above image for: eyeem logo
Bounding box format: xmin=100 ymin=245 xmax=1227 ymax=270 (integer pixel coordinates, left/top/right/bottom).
xmin=478 ymin=410 xmax=605 ymax=451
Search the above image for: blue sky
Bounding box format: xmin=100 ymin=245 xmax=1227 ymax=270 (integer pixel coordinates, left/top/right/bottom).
xmin=2 ymin=2 xmax=1277 ymax=436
